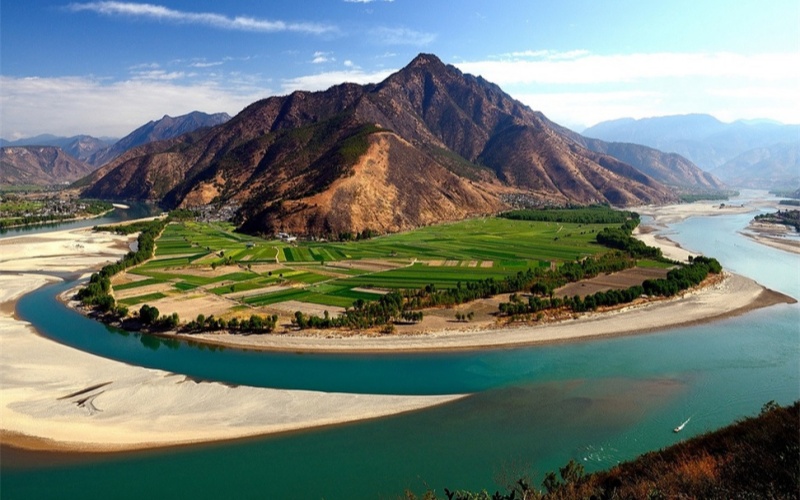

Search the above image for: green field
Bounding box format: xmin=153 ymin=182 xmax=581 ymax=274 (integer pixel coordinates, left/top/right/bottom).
xmin=118 ymin=214 xmax=626 ymax=312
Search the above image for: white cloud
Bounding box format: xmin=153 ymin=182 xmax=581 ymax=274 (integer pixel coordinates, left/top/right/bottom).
xmin=370 ymin=27 xmax=436 ymax=46
xmin=67 ymin=1 xmax=337 ymax=35
xmin=130 ymin=69 xmax=187 ymax=81
xmin=281 ymin=69 xmax=395 ymax=94
xmin=497 ymin=49 xmax=590 ymax=60
xmin=511 ymin=90 xmax=667 ymax=131
xmin=128 ymin=62 xmax=161 ymax=70
xmin=5 ymin=50 xmax=797 ymax=140
xmin=456 ymin=51 xmax=800 ymax=86
xmin=312 ymin=51 xmax=334 ymax=64
xmin=456 ymin=50 xmax=800 ymax=127
xmin=189 ymin=61 xmax=224 ymax=68
xmin=0 ymin=75 xmax=268 ymax=138
xmin=512 ymin=84 xmax=800 ymax=131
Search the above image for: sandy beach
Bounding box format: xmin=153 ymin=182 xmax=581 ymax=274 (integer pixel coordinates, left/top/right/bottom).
xmin=0 ymin=227 xmax=462 ymax=452
xmin=633 ymin=198 xmax=800 ymax=256
xmin=0 ymin=205 xmax=794 ymax=453
xmin=740 ymin=221 xmax=800 ymax=255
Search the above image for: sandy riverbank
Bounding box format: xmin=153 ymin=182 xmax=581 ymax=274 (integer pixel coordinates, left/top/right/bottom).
xmin=0 ymin=225 xmax=136 ymax=273
xmin=741 ymin=221 xmax=800 ymax=255
xmin=632 ymin=200 xmax=760 ymax=226
xmin=162 ymin=271 xmax=792 ymax=353
xmin=633 ymin=199 xmax=800 ymax=257
xmin=0 ymin=227 xmax=462 ymax=452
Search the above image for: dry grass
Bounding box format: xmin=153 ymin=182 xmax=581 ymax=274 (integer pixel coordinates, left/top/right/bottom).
xmin=555 ymin=267 xmax=669 ymax=299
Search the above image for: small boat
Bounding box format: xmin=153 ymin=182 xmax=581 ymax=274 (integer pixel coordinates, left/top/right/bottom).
xmin=674 ymin=417 xmax=691 ymax=433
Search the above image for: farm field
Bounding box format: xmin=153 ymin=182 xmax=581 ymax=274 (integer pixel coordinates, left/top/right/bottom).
xmin=111 ymin=215 xmax=639 ymax=323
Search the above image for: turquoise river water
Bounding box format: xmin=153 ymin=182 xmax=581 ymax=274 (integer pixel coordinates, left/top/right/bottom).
xmin=1 ymin=196 xmax=798 ymax=499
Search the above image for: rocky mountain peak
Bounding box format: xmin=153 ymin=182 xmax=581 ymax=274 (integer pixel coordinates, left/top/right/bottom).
xmin=79 ymin=54 xmax=702 ymax=237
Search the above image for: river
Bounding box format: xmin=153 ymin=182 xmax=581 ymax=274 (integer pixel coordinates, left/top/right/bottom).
xmin=1 ymin=197 xmax=798 ymax=499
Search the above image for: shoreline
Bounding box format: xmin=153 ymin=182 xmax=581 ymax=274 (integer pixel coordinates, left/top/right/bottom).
xmin=0 ymin=225 xmax=465 ymax=454
xmin=740 ymin=221 xmax=800 ymax=255
xmin=0 ymin=272 xmax=464 ymax=454
xmin=145 ymin=271 xmax=794 ymax=354
xmin=0 ymin=207 xmax=116 ymax=232
xmin=1 ymin=203 xmax=795 ymax=455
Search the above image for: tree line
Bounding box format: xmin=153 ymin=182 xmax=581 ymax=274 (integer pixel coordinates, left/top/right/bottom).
xmin=184 ymin=313 xmax=279 ymax=334
xmin=0 ymin=199 xmax=113 ymax=229
xmin=595 ymin=226 xmax=662 ymax=259
xmin=76 ymin=216 xmax=170 ymax=323
xmin=499 ymin=205 xmax=637 ymax=225
xmin=754 ymin=209 xmax=800 ymax=232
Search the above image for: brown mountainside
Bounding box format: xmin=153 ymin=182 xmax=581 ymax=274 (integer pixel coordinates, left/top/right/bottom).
xmin=563 ymin=131 xmax=726 ymax=190
xmin=1 ymin=146 xmax=94 ymax=185
xmin=82 ymin=54 xmax=682 ymax=236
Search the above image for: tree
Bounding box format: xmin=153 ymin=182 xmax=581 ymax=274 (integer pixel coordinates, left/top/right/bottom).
xmin=559 ymin=459 xmax=585 ymax=485
xmin=139 ymin=304 xmax=160 ymax=325
xmin=166 ymin=312 xmax=180 ymax=329
xmin=542 ymin=471 xmax=560 ymax=493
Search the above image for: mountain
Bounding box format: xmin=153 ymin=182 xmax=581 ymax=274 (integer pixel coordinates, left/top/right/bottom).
xmin=555 ymin=128 xmax=725 ymax=191
xmin=711 ymin=141 xmax=800 ymax=189
xmin=0 ymin=146 xmax=94 ymax=185
xmin=1 ymin=111 xmax=232 ymax=172
xmin=88 ymin=111 xmax=232 ymax=167
xmin=0 ymin=134 xmax=114 ymax=164
xmin=583 ymin=114 xmax=800 ymax=173
xmin=81 ymin=54 xmax=681 ymax=236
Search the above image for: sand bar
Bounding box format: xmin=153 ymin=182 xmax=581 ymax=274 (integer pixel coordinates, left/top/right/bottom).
xmin=631 ymin=201 xmax=755 ymax=226
xmin=0 ymin=227 xmax=462 ymax=452
xmin=740 ymin=221 xmax=800 ymax=255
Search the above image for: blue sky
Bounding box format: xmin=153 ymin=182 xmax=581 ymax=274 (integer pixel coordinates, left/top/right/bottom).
xmin=1 ymin=0 xmax=798 ymax=138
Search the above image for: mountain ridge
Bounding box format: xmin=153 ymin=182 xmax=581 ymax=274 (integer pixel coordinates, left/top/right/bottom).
xmin=1 ymin=111 xmax=233 ymax=186
xmin=81 ymin=54 xmax=696 ymax=236
xmin=0 ymin=146 xmax=94 ymax=185
xmin=583 ymin=114 xmax=800 ymax=189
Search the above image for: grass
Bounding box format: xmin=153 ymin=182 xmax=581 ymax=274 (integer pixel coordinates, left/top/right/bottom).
xmin=336 ymin=263 xmax=527 ymax=290
xmin=118 ymin=292 xmax=168 ymax=306
xmin=303 ymin=218 xmax=607 ymax=263
xmin=112 ymin=278 xmax=164 ymax=291
xmin=114 ymin=211 xmax=635 ymax=313
xmin=637 ymin=259 xmax=674 ymax=269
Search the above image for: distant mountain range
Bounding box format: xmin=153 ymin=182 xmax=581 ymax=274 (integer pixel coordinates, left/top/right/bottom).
xmin=0 ymin=146 xmax=95 ymax=185
xmin=88 ymin=111 xmax=231 ymax=167
xmin=0 ymin=111 xmax=231 ymax=185
xmin=80 ymin=53 xmax=723 ymax=236
xmin=715 ymin=141 xmax=799 ymax=189
xmin=583 ymin=114 xmax=800 ymax=189
xmin=0 ymin=134 xmax=115 ymax=164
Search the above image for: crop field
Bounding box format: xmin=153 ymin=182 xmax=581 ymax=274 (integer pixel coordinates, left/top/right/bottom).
xmin=307 ymin=217 xmax=606 ymax=263
xmin=116 ymin=214 xmax=629 ymax=318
